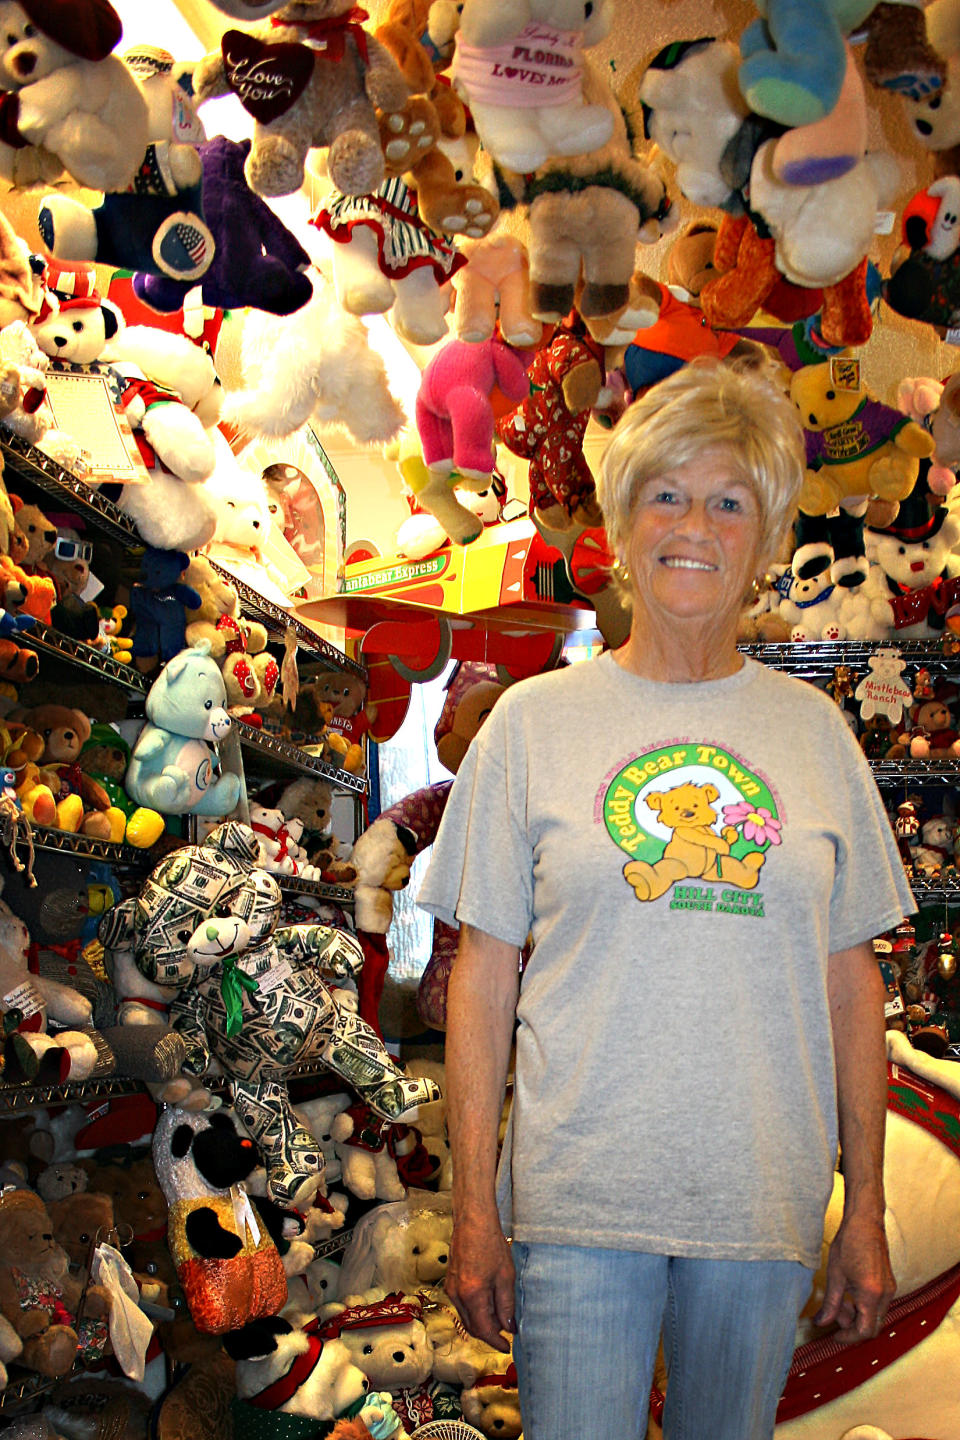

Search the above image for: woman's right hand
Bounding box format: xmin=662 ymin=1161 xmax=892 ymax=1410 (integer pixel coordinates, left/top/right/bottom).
xmin=446 ymin=1208 xmax=516 ymax=1352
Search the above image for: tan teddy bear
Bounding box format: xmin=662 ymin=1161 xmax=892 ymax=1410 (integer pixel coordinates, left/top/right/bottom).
xmin=623 ymin=781 xmax=766 ymax=903
xmin=183 ymin=555 xmax=277 ymax=709
xmin=194 ymin=0 xmax=411 ymax=199
xmin=0 ymin=1189 xmax=112 ymax=1378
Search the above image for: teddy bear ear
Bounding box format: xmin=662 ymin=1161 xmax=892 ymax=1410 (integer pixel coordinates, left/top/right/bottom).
xmin=19 ymin=0 xmax=123 ymax=60
xmin=222 ymin=1315 xmax=292 ymax=1361
xmin=101 ymin=300 xmax=124 ymax=344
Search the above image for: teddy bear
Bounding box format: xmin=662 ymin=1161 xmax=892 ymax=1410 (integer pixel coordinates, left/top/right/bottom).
xmin=182 ymin=556 xmax=277 ymax=711
xmin=0 ymin=1188 xmax=112 ymax=1378
xmin=330 ymin=1105 xmax=432 ymax=1202
xmin=225 ymin=267 xmax=404 ymax=449
xmin=790 ymin=360 xmax=936 ymax=515
xmin=249 ymin=803 xmax=323 ymax=882
xmin=45 ymin=527 xmax=100 ymax=645
xmin=129 ymin=547 xmax=203 ymax=672
xmin=35 ymin=44 xmax=211 ymax=289
xmin=150 ymin=1105 xmax=295 ymax=1335
xmin=851 ymin=492 xmax=960 ymax=640
xmin=374 ymin=0 xmax=465 ymax=139
xmin=0 ymin=881 xmax=103 ymax=1085
xmin=338 ymin=1194 xmax=453 ymax=1296
xmin=772 ymin=565 xmax=848 ymax=641
xmin=896 ymin=374 xmax=960 ymax=496
xmin=116 ymin=138 xmax=315 ymax=317
xmin=887 ymin=698 xmax=960 ymax=759
xmin=100 ymin=821 xmax=440 ymax=1206
xmin=47 ymin=1190 xmax=115 ymax=1276
xmin=223 ymin=1312 xmax=406 ymax=1440
xmin=498 ymin=52 xmax=670 ymax=322
xmin=309 ymin=672 xmax=370 ymax=773
xmin=0 ymin=0 xmax=149 ymax=192
xmin=415 ymin=335 xmax=531 ymax=518
xmin=911 ymin=813 xmax=956 ymax=878
xmin=273 ymin=775 xmax=334 ymax=859
xmin=76 ymin=723 xmax=165 ymax=849
xmin=124 ymin=643 xmax=242 ymax=817
xmin=322 ymin=1289 xmax=460 ymax=1432
xmin=495 ymin=314 xmax=603 ymax=528
xmin=460 ymin=1358 xmax=522 ymax=1439
xmin=450 ymin=0 xmax=615 ymax=172
xmin=454 ymin=233 xmax=540 ymax=347
xmin=10 ymin=702 xmax=116 ymax=839
xmin=97 ymin=604 xmax=132 ymax=664
xmin=193 ymin=0 xmax=411 ymax=200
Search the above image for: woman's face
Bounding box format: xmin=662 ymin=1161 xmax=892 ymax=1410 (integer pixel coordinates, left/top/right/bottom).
xmin=623 ymin=454 xmax=763 ymax=625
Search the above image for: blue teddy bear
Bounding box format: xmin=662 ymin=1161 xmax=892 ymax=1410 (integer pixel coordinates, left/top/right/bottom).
xmin=738 ymin=0 xmax=875 ymax=127
xmin=126 ymin=643 xmax=242 ymax=817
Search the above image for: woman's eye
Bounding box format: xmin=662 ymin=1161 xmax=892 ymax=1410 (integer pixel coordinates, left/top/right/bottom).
xmin=653 ymin=490 xmax=678 ymax=505
xmin=717 ymin=496 xmax=742 ymax=513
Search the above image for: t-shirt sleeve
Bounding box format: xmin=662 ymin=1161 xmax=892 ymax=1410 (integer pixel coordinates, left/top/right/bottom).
xmin=417 ymin=699 xmax=533 ymax=948
xmin=827 ymin=709 xmax=916 ymax=952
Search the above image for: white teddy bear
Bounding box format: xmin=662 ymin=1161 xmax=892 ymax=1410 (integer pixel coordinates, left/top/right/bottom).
xmin=0 ymin=0 xmax=149 ymax=191
xmin=452 ymin=0 xmax=616 ymax=172
xmin=775 ymin=566 xmax=848 ymax=641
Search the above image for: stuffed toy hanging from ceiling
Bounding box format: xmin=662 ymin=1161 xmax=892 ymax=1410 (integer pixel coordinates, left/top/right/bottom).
xmin=496 ymin=48 xmax=671 ymax=325
xmin=450 ymin=0 xmax=616 ymax=172
xmin=0 ymin=0 xmax=150 ymax=193
xmin=192 ymin=0 xmax=411 ymax=199
xmin=36 ymin=45 xmax=214 ymax=288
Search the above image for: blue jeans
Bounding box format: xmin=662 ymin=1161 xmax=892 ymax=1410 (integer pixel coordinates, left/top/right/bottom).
xmin=513 ymin=1242 xmax=814 ymax=1440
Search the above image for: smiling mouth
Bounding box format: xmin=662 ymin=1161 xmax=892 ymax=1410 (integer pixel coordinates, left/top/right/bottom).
xmin=660 ymin=557 xmax=717 ymax=571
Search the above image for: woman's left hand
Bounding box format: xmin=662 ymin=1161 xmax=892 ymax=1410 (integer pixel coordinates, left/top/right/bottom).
xmin=813 ymin=1208 xmax=896 ymax=1343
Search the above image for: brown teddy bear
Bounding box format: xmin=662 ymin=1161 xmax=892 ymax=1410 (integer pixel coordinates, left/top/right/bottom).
xmin=9 ymin=703 xmax=113 ymax=837
xmin=274 ymin=775 xmax=357 ymax=880
xmin=48 ymin=1191 xmax=116 ymax=1274
xmin=886 ymin=698 xmax=960 ymax=759
xmin=194 ymin=0 xmax=411 ymax=199
xmin=0 ymin=1189 xmax=111 ymax=1378
xmin=498 ymin=55 xmax=669 ymax=321
xmin=311 ymin=671 xmax=369 ymax=773
xmin=182 ymin=555 xmax=277 ymax=710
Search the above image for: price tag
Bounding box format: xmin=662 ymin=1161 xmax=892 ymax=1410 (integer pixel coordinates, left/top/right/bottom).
xmin=874 ymin=210 xmax=896 ymax=235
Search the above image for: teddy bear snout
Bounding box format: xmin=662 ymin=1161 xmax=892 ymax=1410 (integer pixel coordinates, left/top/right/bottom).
xmin=916 ymin=118 xmax=933 ymax=136
xmin=51 ymin=334 xmax=68 ymax=348
xmin=392 ymin=1350 xmax=406 ymax=1362
xmin=12 ymin=49 xmax=36 ymax=78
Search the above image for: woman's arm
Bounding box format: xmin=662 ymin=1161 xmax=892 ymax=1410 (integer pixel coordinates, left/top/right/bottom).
xmin=445 ymin=922 xmax=521 ymax=1352
xmin=814 ymin=940 xmax=896 ymax=1342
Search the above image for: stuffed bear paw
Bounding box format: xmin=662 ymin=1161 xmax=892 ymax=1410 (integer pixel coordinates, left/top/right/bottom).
xmin=421 ymin=181 xmax=498 ymax=240
xmin=379 ymin=97 xmax=440 ymax=172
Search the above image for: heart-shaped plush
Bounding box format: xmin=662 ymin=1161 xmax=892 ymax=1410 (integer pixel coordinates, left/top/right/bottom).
xmin=221 ymin=29 xmax=314 ymax=123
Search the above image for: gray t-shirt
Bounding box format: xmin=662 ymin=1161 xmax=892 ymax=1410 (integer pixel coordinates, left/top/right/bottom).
xmin=418 ymin=653 xmax=914 ymax=1268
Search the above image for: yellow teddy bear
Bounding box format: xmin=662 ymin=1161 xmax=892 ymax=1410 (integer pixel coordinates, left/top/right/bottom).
xmin=790 ymin=360 xmax=935 ymax=515
xmin=623 ymin=781 xmax=765 ymax=903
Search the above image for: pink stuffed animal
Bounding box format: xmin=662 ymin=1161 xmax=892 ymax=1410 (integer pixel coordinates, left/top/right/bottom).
xmin=415 ymin=335 xmax=530 ymax=482
xmin=454 ymin=233 xmax=540 ymax=347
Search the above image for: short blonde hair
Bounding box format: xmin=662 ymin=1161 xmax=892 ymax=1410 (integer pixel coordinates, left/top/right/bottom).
xmin=597 ymin=357 xmax=804 ymax=569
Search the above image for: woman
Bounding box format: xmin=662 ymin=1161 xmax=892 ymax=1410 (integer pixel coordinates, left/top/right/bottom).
xmin=417 ymin=359 xmax=913 ymax=1440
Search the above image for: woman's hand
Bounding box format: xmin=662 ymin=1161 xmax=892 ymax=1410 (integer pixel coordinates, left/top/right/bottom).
xmin=446 ymin=1208 xmax=516 ymax=1352
xmin=813 ymin=1208 xmax=896 ymax=1343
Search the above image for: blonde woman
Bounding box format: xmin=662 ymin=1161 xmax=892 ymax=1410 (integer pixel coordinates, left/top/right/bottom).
xmin=419 ymin=359 xmax=913 ymax=1440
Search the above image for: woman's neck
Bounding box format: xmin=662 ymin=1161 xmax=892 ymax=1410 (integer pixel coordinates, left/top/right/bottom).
xmin=613 ymin=607 xmax=744 ymax=683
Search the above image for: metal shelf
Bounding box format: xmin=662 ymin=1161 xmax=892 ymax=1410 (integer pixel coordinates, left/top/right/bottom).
xmin=869 ymin=760 xmax=960 ymax=785
xmin=21 ymin=623 xmax=148 ymax=691
xmin=0 ymin=1370 xmax=58 ymax=1413
xmin=1 ymin=437 xmax=364 ymax=683
xmin=910 ymin=874 xmax=960 ymax=904
xmin=238 ymin=723 xmax=367 ymax=795
xmin=278 ymin=874 xmax=356 ymax=904
xmin=31 ymin=825 xmax=160 ymax=865
xmin=741 ymin=639 xmax=960 ymax=679
xmin=1 ymin=434 xmax=141 ymax=545
xmin=209 ymin=561 xmax=366 ymax=681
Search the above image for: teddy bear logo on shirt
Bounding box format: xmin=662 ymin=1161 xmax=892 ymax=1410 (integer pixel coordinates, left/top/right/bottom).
xmin=598 ymin=741 xmax=783 ymax=914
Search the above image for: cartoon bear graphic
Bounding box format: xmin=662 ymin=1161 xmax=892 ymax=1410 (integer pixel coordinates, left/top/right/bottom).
xmin=623 ymin=781 xmax=766 ymax=902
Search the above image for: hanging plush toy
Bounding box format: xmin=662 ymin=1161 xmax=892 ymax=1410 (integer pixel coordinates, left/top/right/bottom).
xmin=374 ymin=0 xmax=465 ymax=137
xmin=454 ymin=233 xmax=540 ymax=347
xmin=100 ymin=821 xmax=440 ymax=1205
xmin=495 ymin=315 xmax=603 ymax=528
xmin=884 ymin=175 xmax=960 ymax=332
xmin=791 ymin=358 xmax=936 ymax=515
xmin=225 ymin=267 xmax=404 ymax=447
xmin=414 ymin=334 xmax=531 ymax=534
xmin=450 ymin=0 xmax=616 ymax=172
xmin=37 ymin=44 xmax=212 ymax=286
xmin=497 ymin=51 xmax=670 ymax=322
xmin=896 ymin=373 xmax=960 ymax=495
xmin=193 ymin=0 xmax=411 ymax=199
xmin=0 ymin=0 xmax=149 ymax=192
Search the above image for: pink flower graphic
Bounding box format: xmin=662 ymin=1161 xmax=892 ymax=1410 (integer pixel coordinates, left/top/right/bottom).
xmin=722 ymin=801 xmax=782 ymax=846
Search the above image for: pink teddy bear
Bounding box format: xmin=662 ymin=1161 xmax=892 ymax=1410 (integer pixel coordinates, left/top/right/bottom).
xmin=415 ymin=335 xmax=531 ymax=483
